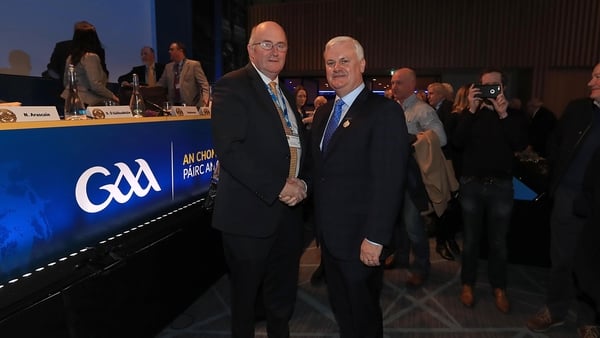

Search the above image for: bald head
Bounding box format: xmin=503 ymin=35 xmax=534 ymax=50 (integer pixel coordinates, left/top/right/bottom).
xmin=247 ymin=21 xmax=287 ymax=80
xmin=249 ymin=21 xmax=285 ymax=44
xmin=391 ymin=68 xmax=416 ymax=102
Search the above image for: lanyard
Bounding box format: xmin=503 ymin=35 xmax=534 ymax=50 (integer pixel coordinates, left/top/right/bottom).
xmin=266 ymin=84 xmax=293 ymax=129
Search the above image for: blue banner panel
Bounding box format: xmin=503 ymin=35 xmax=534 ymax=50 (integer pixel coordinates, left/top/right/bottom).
xmin=0 ymin=117 xmax=214 ymax=284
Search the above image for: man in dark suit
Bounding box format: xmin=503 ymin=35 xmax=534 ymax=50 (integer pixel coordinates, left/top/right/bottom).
xmin=156 ymin=41 xmax=210 ymax=108
xmin=526 ymin=63 xmax=600 ymax=337
xmin=310 ymin=36 xmax=409 ymax=338
xmin=210 ymin=21 xmax=308 ymax=338
xmin=117 ymin=46 xmax=165 ymax=86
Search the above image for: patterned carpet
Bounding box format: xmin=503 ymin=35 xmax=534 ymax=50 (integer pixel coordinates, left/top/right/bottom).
xmin=156 ymin=239 xmax=577 ymax=338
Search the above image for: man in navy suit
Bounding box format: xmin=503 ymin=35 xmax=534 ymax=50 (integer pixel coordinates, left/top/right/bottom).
xmin=210 ymin=21 xmax=308 ymax=338
xmin=117 ymin=46 xmax=165 ymax=86
xmin=526 ymin=63 xmax=600 ymax=337
xmin=310 ymin=36 xmax=409 ymax=338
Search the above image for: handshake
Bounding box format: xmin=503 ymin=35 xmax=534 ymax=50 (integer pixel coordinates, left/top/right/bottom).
xmin=278 ymin=177 xmax=307 ymax=207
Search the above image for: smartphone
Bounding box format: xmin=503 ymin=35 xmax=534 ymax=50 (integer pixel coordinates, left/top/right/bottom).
xmin=474 ymin=84 xmax=501 ymax=98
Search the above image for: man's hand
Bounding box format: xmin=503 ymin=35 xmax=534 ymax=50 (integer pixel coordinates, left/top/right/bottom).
xmin=360 ymin=239 xmax=383 ymax=267
xmin=488 ymin=93 xmax=508 ymax=119
xmin=278 ymin=177 xmax=307 ymax=206
xmin=467 ymin=84 xmax=482 ymax=114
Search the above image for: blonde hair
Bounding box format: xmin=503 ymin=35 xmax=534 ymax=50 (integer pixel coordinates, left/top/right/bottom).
xmin=452 ymin=85 xmax=470 ymax=113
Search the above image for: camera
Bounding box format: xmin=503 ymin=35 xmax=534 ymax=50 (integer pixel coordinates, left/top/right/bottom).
xmin=474 ymin=84 xmax=501 ymax=98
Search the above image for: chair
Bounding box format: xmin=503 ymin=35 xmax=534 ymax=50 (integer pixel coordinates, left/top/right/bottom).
xmin=118 ymin=86 xmax=167 ymax=113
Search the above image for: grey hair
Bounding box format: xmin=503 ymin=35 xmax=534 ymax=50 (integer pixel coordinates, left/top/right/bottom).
xmin=324 ymin=36 xmax=364 ymax=60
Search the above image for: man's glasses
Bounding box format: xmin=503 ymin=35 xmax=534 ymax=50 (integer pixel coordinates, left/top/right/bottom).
xmin=251 ymin=41 xmax=288 ymax=52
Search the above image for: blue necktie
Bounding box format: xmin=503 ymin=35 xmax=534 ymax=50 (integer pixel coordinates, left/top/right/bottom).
xmin=322 ymin=99 xmax=344 ymax=152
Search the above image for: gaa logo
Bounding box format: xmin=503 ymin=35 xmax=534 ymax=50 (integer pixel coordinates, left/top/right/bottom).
xmin=75 ymin=159 xmax=162 ymax=213
xmin=0 ymin=109 xmax=17 ymax=123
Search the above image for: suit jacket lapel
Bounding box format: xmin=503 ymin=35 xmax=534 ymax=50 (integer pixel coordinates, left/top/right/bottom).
xmin=244 ymin=64 xmax=289 ymax=139
xmin=313 ymin=100 xmax=334 ymax=157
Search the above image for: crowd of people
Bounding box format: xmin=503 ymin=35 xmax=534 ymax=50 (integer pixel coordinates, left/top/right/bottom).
xmin=210 ymin=20 xmax=600 ymax=338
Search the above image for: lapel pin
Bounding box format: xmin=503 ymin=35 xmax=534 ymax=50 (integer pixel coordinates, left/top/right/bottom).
xmin=342 ymin=119 xmax=351 ymax=128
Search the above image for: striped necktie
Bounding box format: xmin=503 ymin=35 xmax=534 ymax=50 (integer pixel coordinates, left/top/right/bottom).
xmin=268 ymin=81 xmax=298 ymax=177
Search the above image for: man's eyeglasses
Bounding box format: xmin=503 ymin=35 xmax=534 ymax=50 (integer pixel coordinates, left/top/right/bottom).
xmin=251 ymin=41 xmax=288 ymax=52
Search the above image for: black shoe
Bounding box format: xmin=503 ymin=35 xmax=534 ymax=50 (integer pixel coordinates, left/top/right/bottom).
xmin=447 ymin=239 xmax=461 ymax=257
xmin=436 ymin=243 xmax=454 ymax=261
xmin=310 ymin=263 xmax=326 ymax=286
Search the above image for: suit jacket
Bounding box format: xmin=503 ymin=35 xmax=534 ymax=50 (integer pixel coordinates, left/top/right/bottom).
xmin=60 ymin=53 xmax=115 ymax=106
xmin=156 ymin=58 xmax=210 ymax=107
xmin=547 ymin=98 xmax=595 ymax=195
xmin=45 ymin=40 xmax=107 ymax=82
xmin=210 ymin=63 xmax=308 ymax=237
xmin=311 ymin=87 xmax=409 ymax=260
xmin=117 ymin=63 xmax=165 ymax=85
xmin=435 ymin=99 xmax=454 ymax=125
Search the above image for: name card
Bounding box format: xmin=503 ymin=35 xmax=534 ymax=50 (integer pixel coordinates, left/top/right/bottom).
xmin=169 ymin=106 xmax=199 ymax=116
xmin=0 ymin=106 xmax=60 ymax=122
xmin=86 ymin=106 xmax=134 ymax=119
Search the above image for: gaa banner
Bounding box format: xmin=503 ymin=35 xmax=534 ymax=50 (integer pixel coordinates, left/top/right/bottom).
xmin=0 ymin=118 xmax=214 ymax=284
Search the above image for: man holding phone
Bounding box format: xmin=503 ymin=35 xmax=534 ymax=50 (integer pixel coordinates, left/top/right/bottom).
xmin=452 ymin=69 xmax=528 ymax=313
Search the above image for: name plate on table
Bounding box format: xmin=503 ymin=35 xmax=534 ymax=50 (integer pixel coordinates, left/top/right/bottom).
xmin=170 ymin=106 xmax=198 ymax=116
xmin=0 ymin=106 xmax=60 ymax=122
xmin=86 ymin=106 xmax=133 ymax=119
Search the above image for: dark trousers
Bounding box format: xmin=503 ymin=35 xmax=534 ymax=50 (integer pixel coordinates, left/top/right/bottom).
xmin=574 ymin=217 xmax=600 ymax=325
xmin=435 ymin=196 xmax=462 ymax=244
xmin=459 ymin=177 xmax=513 ymax=289
xmin=547 ymin=186 xmax=595 ymax=325
xmin=322 ymin=243 xmax=384 ymax=338
xmin=221 ymin=214 xmax=303 ymax=338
